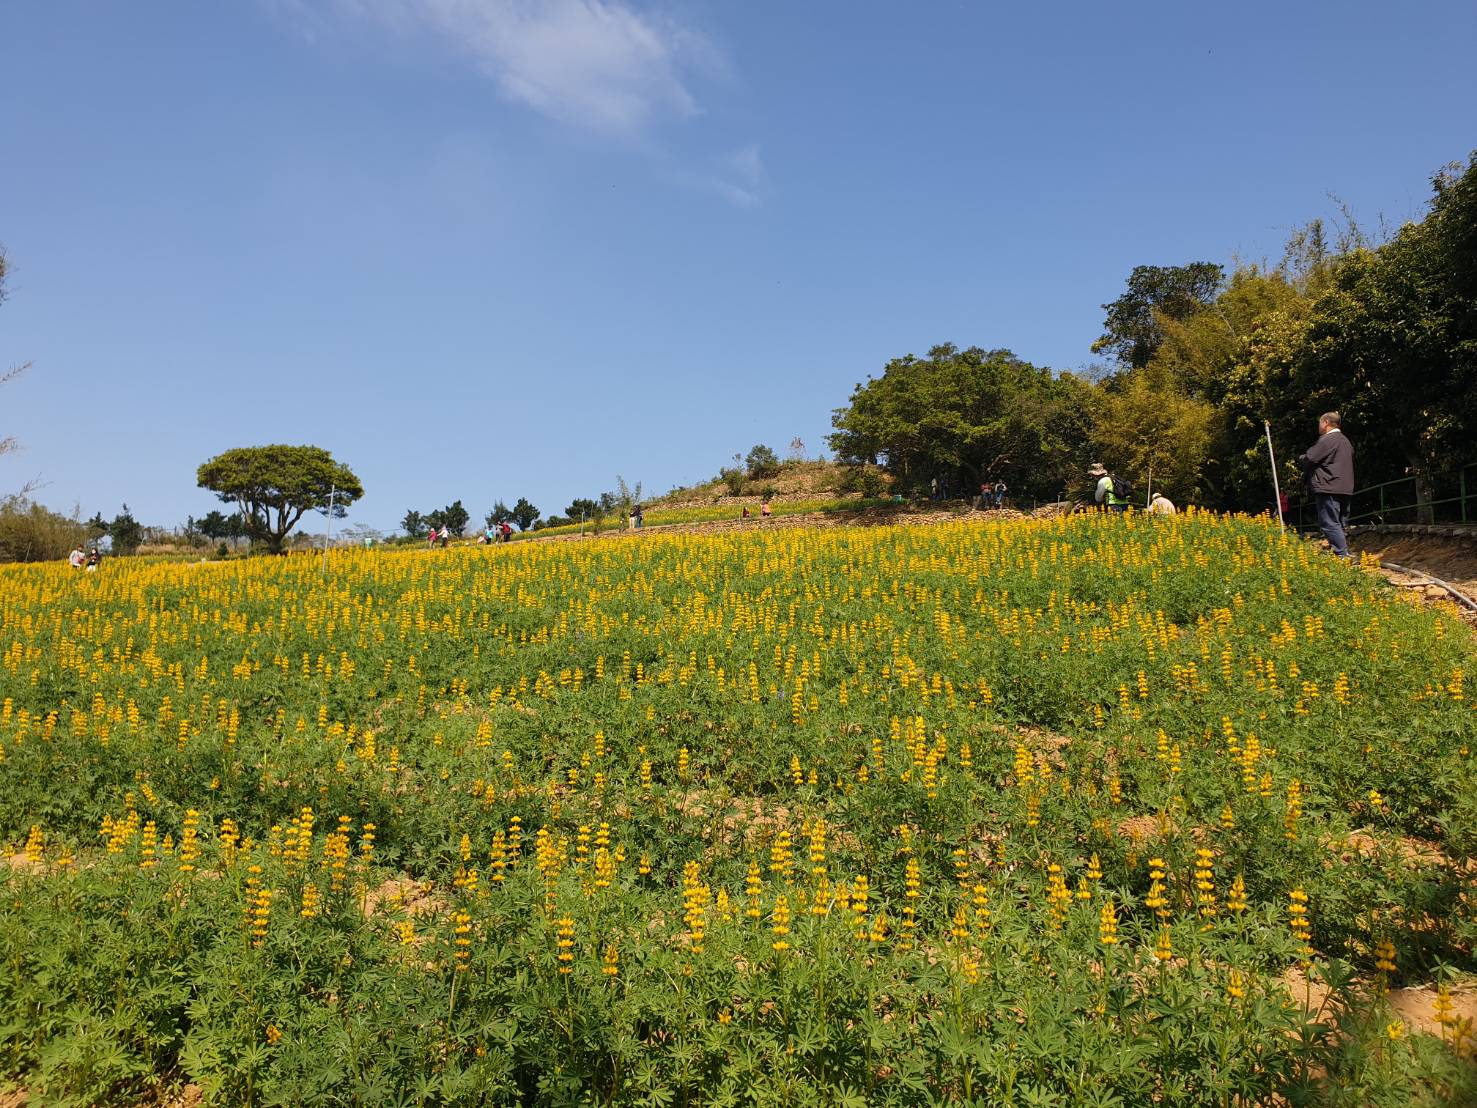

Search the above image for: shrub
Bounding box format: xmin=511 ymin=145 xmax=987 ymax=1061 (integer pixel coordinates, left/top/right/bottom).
xmin=0 ymin=497 xmax=87 ymax=563
xmin=838 ymin=465 xmax=888 ymax=498
xmin=720 ymin=467 xmax=746 ymax=497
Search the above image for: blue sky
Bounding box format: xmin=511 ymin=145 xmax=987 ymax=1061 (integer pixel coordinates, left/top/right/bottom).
xmin=3 ymin=1 xmax=1474 ymax=535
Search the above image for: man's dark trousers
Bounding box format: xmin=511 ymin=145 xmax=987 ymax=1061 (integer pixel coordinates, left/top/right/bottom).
xmin=1315 ymin=493 xmax=1351 ymax=557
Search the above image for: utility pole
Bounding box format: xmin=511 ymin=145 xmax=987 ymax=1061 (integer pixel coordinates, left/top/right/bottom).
xmin=1264 ymin=422 xmax=1285 ymax=531
xmin=322 ymin=483 xmax=336 ymax=578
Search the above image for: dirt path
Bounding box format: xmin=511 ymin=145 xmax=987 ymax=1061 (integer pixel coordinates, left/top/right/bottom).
xmin=1353 ymin=531 xmax=1477 ymax=625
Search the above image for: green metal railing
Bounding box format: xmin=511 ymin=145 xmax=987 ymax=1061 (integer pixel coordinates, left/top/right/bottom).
xmin=1295 ymin=462 xmax=1477 ymax=531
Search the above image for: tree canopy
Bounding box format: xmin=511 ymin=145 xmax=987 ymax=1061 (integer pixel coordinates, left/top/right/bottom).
xmin=829 ymin=345 xmax=1093 ymax=502
xmin=197 ymin=445 xmax=362 ymax=553
xmin=511 ymin=497 xmax=540 ymax=531
xmin=1093 ymin=262 xmax=1224 ymax=370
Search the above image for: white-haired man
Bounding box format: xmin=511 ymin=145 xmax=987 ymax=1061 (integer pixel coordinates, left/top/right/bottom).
xmin=1298 ymin=412 xmax=1355 ymax=558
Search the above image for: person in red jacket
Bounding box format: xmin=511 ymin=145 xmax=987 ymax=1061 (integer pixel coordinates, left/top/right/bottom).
xmin=1298 ymin=411 xmax=1355 ymax=558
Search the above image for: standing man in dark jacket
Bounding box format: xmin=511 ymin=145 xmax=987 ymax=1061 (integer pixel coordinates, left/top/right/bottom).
xmin=1298 ymin=411 xmax=1355 ymax=557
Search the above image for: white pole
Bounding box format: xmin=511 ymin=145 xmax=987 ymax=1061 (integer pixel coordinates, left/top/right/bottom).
xmin=322 ymin=483 xmax=336 ymax=577
xmin=1264 ymin=421 xmax=1285 ymax=531
xmin=1145 ymin=463 xmax=1153 ymax=510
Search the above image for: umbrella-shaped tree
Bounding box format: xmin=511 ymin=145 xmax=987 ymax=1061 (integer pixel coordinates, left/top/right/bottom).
xmin=197 ymin=445 xmax=363 ymax=553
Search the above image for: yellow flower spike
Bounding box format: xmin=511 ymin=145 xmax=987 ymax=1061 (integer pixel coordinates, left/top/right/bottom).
xmin=1288 ymin=887 xmax=1312 ymax=960
xmin=850 ymin=874 xmax=870 ymax=938
xmin=554 ymin=916 xmax=575 ymax=974
xmin=1194 ymin=848 xmax=1217 ymax=922
xmin=770 ymin=894 xmax=792 ymax=952
xmin=769 ymin=830 xmax=793 ymax=880
xmin=23 ymin=825 xmax=43 ymax=866
xmin=1153 ymin=926 xmax=1173 ymax=962
xmin=1227 ymin=875 xmax=1247 ymax=914
xmin=1098 ymin=899 xmax=1118 ymax=946
xmin=971 ymin=883 xmax=991 ymax=939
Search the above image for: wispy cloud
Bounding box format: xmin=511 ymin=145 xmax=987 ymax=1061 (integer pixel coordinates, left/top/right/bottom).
xmin=683 ymin=143 xmax=767 ymax=207
xmin=275 ymin=0 xmax=717 ymax=137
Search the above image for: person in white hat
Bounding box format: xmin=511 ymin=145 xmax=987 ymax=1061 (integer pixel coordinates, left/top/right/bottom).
xmin=1088 ymin=463 xmax=1130 ymax=514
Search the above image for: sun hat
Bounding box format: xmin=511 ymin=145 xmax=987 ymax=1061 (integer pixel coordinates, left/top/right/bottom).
xmin=1087 ymin=463 xmax=1108 ymax=477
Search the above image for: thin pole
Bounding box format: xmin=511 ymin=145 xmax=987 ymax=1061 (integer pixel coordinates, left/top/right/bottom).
xmin=1264 ymin=421 xmax=1284 ymax=531
xmin=1145 ymin=463 xmax=1153 ymax=510
xmin=322 ymin=483 xmax=336 ymax=578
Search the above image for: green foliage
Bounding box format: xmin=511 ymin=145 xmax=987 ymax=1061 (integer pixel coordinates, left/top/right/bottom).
xmin=439 ymin=500 xmax=470 ymax=537
xmin=1091 ymin=367 xmax=1217 ymax=504
xmin=720 ymin=460 xmax=747 ymax=496
xmin=837 ymin=465 xmax=888 ymax=498
xmin=511 ymin=497 xmax=539 ymax=532
xmin=2 ymin=514 xmax=1475 ymax=1103
xmin=614 ymin=475 xmax=642 ymax=521
xmin=196 ymin=445 xmax=363 ymax=554
xmin=745 ymin=444 xmax=781 ymax=479
xmin=565 ymin=498 xmax=598 ymax=525
xmin=1100 ymin=153 xmax=1477 ymax=514
xmin=196 ymin=510 xmax=235 ymax=542
xmin=485 ymin=501 xmax=511 ymax=529
xmin=0 ymin=497 xmax=88 ymax=563
xmin=1093 ymin=262 xmax=1225 ymax=369
xmin=107 ymin=504 xmax=143 ymax=556
xmin=829 ymin=344 xmax=1093 ymax=501
xmin=1283 ymin=155 xmax=1477 ymax=515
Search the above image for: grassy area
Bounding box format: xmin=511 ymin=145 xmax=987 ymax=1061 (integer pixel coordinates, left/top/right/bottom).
xmin=1 ymin=512 xmax=1475 ymax=1105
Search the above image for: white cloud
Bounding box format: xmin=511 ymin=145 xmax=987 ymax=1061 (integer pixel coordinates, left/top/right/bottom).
xmin=688 ymin=143 xmax=766 ymax=207
xmin=279 ymin=0 xmax=715 ymax=136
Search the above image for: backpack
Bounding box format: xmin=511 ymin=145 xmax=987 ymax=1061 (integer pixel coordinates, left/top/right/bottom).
xmin=1110 ymin=474 xmax=1133 ymax=501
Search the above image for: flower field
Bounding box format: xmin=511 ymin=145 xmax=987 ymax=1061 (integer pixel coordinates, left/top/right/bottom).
xmin=2 ymin=512 xmax=1475 ymax=1105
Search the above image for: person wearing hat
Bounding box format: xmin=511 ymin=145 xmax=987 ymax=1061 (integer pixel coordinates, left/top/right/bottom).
xmin=1088 ymin=463 xmax=1130 ymax=513
xmin=1148 ymin=491 xmax=1176 ymax=516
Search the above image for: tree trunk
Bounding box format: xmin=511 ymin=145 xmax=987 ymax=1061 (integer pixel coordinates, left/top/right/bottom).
xmin=1407 ymin=448 xmax=1436 ymax=525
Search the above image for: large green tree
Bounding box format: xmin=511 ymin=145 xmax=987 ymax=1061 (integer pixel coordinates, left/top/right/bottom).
xmin=830 ymin=344 xmax=1093 ymax=502
xmin=1091 ymin=366 xmax=1217 ymax=505
xmin=197 ymin=445 xmax=363 ymax=553
xmin=439 ymin=500 xmax=470 ymax=536
xmin=1286 ymin=155 xmax=1477 ymax=519
xmin=511 ymin=497 xmax=540 ymax=532
xmin=1093 ymin=262 xmax=1225 ymax=370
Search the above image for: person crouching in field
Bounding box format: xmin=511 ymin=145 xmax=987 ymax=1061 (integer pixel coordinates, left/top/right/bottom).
xmin=1148 ymin=492 xmax=1176 ymax=516
xmin=1298 ymin=411 xmax=1355 ymax=558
